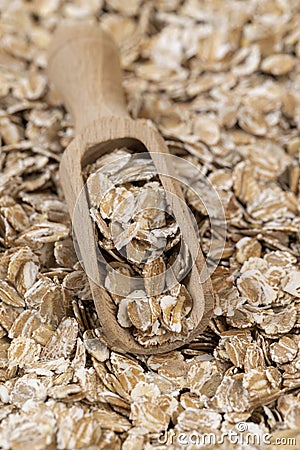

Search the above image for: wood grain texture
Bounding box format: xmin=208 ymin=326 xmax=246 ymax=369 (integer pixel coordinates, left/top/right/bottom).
xmin=48 ymin=23 xmax=128 ymax=134
xmin=48 ymin=24 xmax=214 ymax=354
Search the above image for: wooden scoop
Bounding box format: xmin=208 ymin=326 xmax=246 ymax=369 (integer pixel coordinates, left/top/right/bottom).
xmin=48 ymin=24 xmax=214 ymax=354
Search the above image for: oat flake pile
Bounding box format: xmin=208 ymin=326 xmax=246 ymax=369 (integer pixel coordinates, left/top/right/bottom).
xmin=84 ymin=148 xmax=195 ymax=348
xmin=0 ymin=1 xmax=300 ymax=449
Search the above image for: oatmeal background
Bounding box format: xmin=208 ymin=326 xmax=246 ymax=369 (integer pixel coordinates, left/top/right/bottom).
xmin=0 ymin=0 xmax=300 ymax=449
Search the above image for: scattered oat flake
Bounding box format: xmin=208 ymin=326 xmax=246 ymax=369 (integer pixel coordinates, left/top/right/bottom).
xmin=261 ymin=54 xmax=295 ymax=76
xmin=282 ymin=271 xmax=300 ymax=298
xmin=257 ymin=306 xmax=297 ymax=335
xmin=42 ymin=317 xmax=78 ymax=359
xmin=0 ymin=0 xmax=299 ymax=445
xmin=270 ymin=336 xmax=298 ymax=364
xmin=0 ymin=280 xmax=25 ymax=307
xmin=8 ymin=336 xmax=41 ymax=368
xmin=193 ymin=114 xmax=220 ymax=146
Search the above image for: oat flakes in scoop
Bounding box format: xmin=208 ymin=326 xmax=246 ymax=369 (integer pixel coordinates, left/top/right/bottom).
xmin=84 ymin=148 xmax=193 ymax=347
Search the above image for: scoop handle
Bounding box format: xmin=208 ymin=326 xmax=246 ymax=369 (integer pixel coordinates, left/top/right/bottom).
xmin=47 ymin=24 xmax=129 ymax=134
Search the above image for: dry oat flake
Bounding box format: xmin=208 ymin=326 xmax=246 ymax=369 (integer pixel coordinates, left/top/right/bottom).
xmin=0 ymin=0 xmax=300 ymax=449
